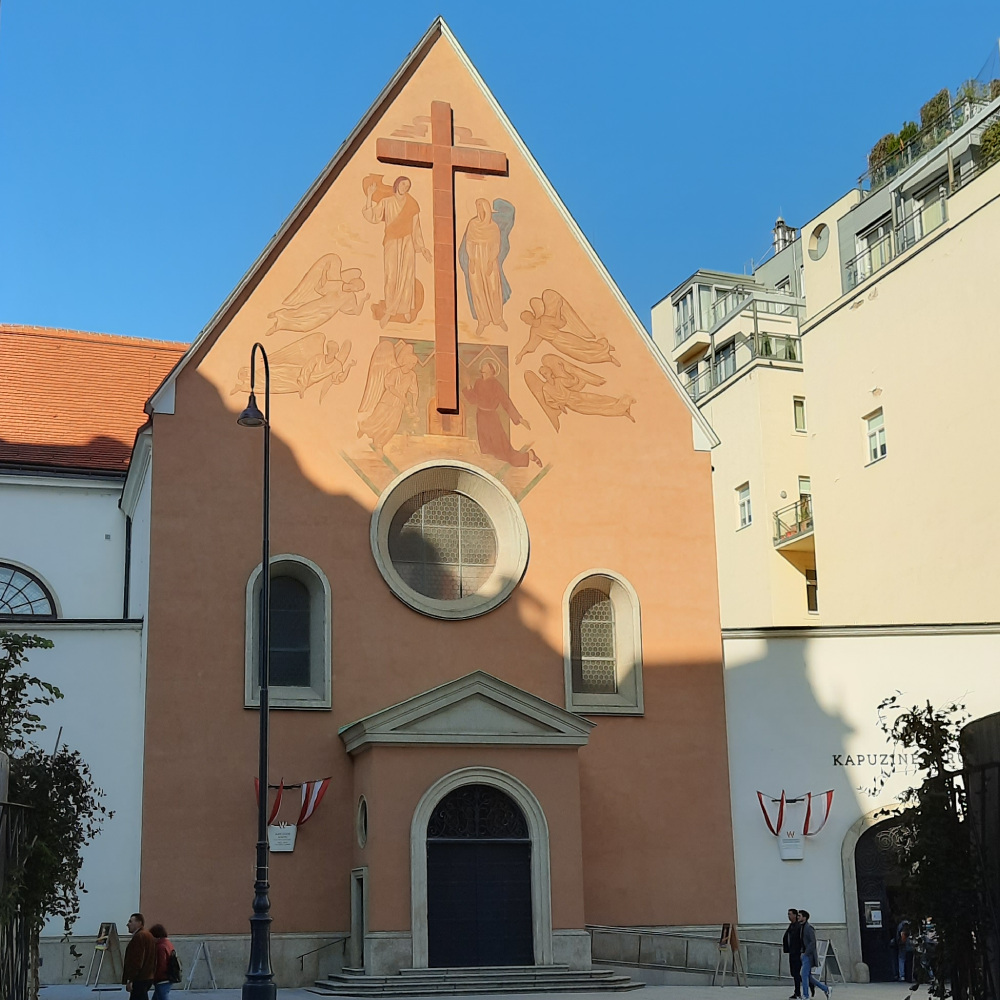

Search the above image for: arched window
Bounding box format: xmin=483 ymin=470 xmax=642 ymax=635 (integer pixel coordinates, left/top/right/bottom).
xmin=0 ymin=563 xmax=56 ymax=618
xmin=245 ymin=555 xmax=331 ymax=710
xmin=564 ymin=572 xmax=643 ymax=715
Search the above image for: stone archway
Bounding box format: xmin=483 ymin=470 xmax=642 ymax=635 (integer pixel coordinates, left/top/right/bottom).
xmin=410 ymin=767 xmax=553 ymax=969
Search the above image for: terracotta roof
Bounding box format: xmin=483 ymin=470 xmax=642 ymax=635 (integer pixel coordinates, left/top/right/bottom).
xmin=0 ymin=324 xmax=188 ymax=473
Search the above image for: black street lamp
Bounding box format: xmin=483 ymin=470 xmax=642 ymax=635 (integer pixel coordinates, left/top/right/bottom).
xmin=236 ymin=343 xmax=276 ymax=1000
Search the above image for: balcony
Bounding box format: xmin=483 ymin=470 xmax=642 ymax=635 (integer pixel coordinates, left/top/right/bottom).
xmin=773 ymin=498 xmax=814 ymax=550
xmin=710 ymin=286 xmax=804 ymax=333
xmin=684 ymin=330 xmax=802 ymax=401
xmin=844 ymin=191 xmax=949 ymax=290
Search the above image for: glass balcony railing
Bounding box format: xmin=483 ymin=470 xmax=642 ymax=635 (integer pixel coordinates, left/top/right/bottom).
xmin=773 ymin=498 xmax=814 ymax=547
xmin=673 ymin=314 xmax=697 ymax=346
xmin=684 ymin=331 xmax=802 ymax=401
xmin=710 ymin=286 xmax=804 ymax=331
xmin=844 ymin=191 xmax=948 ymax=290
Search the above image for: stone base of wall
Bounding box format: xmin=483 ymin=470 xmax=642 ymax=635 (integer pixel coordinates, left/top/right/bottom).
xmin=39 ymin=933 xmax=348 ymax=988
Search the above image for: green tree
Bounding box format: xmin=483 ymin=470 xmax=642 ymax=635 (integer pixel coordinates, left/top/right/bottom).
xmin=0 ymin=631 xmax=112 ymax=1000
xmin=872 ymin=697 xmax=986 ymax=1000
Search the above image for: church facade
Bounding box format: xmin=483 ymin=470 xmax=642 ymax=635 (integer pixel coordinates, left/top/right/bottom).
xmin=130 ymin=20 xmax=736 ymax=984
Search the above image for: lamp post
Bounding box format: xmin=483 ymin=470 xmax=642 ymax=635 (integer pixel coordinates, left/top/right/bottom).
xmin=236 ymin=343 xmax=276 ymax=1000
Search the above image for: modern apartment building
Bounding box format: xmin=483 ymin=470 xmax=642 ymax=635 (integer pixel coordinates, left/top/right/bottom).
xmin=653 ymin=84 xmax=1000 ymax=981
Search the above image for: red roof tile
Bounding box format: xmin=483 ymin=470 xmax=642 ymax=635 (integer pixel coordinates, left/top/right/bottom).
xmin=0 ymin=325 xmax=188 ymax=473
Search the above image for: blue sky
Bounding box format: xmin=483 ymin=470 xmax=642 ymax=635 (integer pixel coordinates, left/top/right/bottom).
xmin=2 ymin=1 xmax=997 ymax=343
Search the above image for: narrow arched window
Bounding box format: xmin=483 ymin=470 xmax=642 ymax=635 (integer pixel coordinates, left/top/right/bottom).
xmin=564 ymin=573 xmax=643 ymax=715
xmin=0 ymin=563 xmax=56 ymax=617
xmin=570 ymin=587 xmax=617 ymax=694
xmin=245 ymin=555 xmax=331 ymax=710
xmin=267 ymin=576 xmax=311 ymax=688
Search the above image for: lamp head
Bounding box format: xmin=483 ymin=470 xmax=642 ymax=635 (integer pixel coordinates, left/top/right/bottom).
xmin=237 ymin=392 xmax=266 ymax=428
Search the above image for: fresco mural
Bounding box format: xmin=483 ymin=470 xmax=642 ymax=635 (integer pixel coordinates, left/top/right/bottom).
xmin=343 ymin=337 xmax=547 ymax=499
xmin=524 ymin=354 xmax=635 ymax=431
xmin=266 ymin=254 xmax=369 ymax=335
xmin=231 ymin=333 xmax=355 ymax=401
xmin=516 ymin=289 xmax=620 ymax=366
xmin=362 ymin=174 xmax=432 ymax=327
xmin=458 ymin=199 xmax=515 ymax=336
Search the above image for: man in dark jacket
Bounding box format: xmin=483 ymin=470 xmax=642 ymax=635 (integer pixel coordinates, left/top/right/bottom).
xmin=799 ymin=909 xmax=832 ymax=1000
xmin=123 ymin=912 xmax=157 ymax=1000
xmin=783 ymin=907 xmax=804 ymax=998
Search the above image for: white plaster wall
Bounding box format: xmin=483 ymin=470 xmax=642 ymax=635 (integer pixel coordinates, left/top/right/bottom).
xmin=0 ymin=478 xmax=126 ymax=618
xmin=724 ymin=631 xmax=1000 ymax=925
xmin=127 ymin=461 xmax=153 ymax=620
xmin=18 ymin=625 xmax=145 ymax=936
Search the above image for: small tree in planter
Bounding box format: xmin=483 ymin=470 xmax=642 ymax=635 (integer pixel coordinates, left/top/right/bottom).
xmin=899 ymin=120 xmax=920 ymax=148
xmin=980 ymin=119 xmax=1000 ymax=168
xmin=921 ymin=89 xmax=952 ymax=130
xmin=0 ymin=632 xmax=111 ymax=1000
xmin=991 ymin=79 xmax=1000 ymax=102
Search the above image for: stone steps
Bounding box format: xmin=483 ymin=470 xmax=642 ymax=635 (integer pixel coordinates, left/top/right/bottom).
xmin=311 ymin=965 xmax=644 ymax=995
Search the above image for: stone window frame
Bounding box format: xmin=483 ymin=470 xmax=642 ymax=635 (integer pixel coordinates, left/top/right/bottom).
xmin=370 ymin=461 xmax=529 ymax=621
xmin=244 ymin=553 xmax=331 ymax=710
xmin=0 ymin=560 xmax=59 ymax=618
xmin=563 ymin=570 xmax=643 ymax=716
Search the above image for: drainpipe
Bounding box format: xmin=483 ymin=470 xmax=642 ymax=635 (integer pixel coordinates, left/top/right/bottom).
xmin=123 ymin=515 xmax=132 ymax=619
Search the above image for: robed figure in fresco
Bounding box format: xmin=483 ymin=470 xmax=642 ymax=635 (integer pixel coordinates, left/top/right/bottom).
xmin=357 ymin=340 xmax=420 ymax=455
xmin=266 ymin=254 xmax=368 ymax=335
xmin=458 ymin=198 xmax=514 ymax=336
xmin=525 ymin=354 xmax=635 ymax=431
xmin=463 ymin=359 xmax=541 ymax=468
xmin=232 ymin=333 xmax=355 ymax=401
xmin=516 ymin=289 xmax=621 ymax=366
xmin=362 ymin=175 xmax=432 ymax=327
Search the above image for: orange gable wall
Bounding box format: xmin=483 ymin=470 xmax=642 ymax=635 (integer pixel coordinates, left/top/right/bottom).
xmin=142 ymin=29 xmax=735 ymax=934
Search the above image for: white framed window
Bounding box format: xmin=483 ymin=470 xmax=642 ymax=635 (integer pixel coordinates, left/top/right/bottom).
xmin=564 ymin=571 xmax=643 ymax=716
xmin=0 ymin=562 xmax=57 ymax=617
xmin=245 ymin=554 xmax=331 ymax=710
xmin=793 ymin=396 xmax=807 ymax=432
xmin=865 ymin=409 xmax=887 ymax=463
xmin=737 ymin=483 xmax=752 ymax=528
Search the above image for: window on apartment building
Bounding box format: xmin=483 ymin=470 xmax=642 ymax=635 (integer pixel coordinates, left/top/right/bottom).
xmin=674 ymin=291 xmax=694 ymax=343
xmin=714 ymin=341 xmax=736 ymax=383
xmin=793 ymin=397 xmax=807 ymax=432
xmin=806 ymin=568 xmax=819 ymax=613
xmin=737 ymin=484 xmax=752 ymax=529
xmin=865 ymin=409 xmax=887 ymax=463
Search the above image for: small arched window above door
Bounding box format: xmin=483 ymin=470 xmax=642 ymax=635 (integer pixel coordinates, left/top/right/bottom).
xmin=0 ymin=563 xmax=56 ymax=618
xmin=564 ymin=572 xmax=643 ymax=715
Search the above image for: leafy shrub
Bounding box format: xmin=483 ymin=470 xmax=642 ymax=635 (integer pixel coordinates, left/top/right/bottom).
xmin=920 ymin=88 xmax=951 ymax=127
xmin=898 ymin=120 xmax=919 ymax=147
xmin=869 ymin=132 xmax=899 ymax=168
xmin=981 ymin=119 xmax=1000 ymax=166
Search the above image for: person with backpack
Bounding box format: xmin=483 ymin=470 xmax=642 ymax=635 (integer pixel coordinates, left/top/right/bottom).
xmin=150 ymin=923 xmax=181 ymax=1000
xmin=896 ymin=917 xmax=913 ymax=982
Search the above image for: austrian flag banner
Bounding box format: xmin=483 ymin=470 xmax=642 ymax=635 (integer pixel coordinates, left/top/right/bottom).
xmin=254 ymin=778 xmax=284 ymax=825
xmin=757 ymin=789 xmax=834 ymax=861
xmin=297 ymin=778 xmax=332 ymax=827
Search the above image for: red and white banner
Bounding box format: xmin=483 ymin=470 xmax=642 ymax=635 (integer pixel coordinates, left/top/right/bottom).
xmin=254 ymin=778 xmax=284 ymax=825
xmin=757 ymin=789 xmax=834 ymax=861
xmin=297 ymin=778 xmax=331 ymax=827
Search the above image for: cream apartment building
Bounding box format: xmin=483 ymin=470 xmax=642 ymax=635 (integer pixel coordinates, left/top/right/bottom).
xmin=653 ymin=84 xmax=1000 ymax=981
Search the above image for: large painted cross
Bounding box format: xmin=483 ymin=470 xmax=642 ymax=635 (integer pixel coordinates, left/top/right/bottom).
xmin=376 ymin=101 xmax=508 ymax=413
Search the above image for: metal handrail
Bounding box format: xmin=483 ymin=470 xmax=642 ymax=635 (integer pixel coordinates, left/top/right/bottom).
xmin=685 ymin=331 xmax=802 ymax=402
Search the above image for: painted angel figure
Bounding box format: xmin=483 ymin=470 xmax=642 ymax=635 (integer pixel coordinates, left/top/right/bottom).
xmin=362 ymin=175 xmax=432 ymax=328
xmin=231 ymin=333 xmax=355 ymax=401
xmin=516 ymin=289 xmax=620 ymax=367
xmin=356 ymin=340 xmax=420 ymax=456
xmin=266 ymin=254 xmax=368 ymax=336
xmin=458 ymin=198 xmax=515 ymax=336
xmin=524 ymin=354 xmax=635 ymax=432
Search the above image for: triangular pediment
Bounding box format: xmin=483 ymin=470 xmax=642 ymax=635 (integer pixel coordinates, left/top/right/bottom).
xmin=339 ymin=671 xmax=593 ymax=754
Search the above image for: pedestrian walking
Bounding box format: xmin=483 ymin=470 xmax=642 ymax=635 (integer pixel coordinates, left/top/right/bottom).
xmin=122 ymin=913 xmax=156 ymax=1000
xmin=150 ymin=923 xmax=179 ymax=1000
xmin=783 ymin=907 xmax=804 ymax=998
xmin=798 ymin=910 xmax=832 ymax=1000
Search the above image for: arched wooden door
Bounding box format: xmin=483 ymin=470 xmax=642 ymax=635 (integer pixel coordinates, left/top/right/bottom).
xmin=426 ymin=783 xmax=534 ymax=967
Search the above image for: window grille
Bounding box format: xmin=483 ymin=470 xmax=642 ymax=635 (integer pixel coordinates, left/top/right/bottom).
xmin=267 ymin=575 xmax=311 ymax=687
xmin=0 ymin=564 xmax=55 ymax=617
xmin=388 ymin=489 xmax=497 ymax=600
xmin=570 ymin=587 xmax=617 ymax=694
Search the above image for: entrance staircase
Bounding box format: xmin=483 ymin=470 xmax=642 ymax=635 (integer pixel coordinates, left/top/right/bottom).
xmin=311 ymin=965 xmax=644 ymax=995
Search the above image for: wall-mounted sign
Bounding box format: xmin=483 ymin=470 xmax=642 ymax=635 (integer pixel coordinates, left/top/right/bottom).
xmin=756 ymin=790 xmax=834 ymax=861
xmin=267 ymin=823 xmax=297 ymax=852
xmin=864 ymin=901 xmax=883 ymax=928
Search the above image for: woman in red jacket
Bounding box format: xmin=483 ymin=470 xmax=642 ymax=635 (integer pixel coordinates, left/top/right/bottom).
xmin=149 ymin=924 xmax=177 ymax=1000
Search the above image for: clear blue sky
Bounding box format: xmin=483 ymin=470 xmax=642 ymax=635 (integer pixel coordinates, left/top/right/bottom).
xmin=2 ymin=1 xmax=997 ymax=343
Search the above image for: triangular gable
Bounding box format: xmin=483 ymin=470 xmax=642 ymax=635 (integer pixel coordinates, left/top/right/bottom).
xmin=145 ymin=18 xmax=718 ymax=450
xmin=338 ymin=671 xmax=594 ymax=754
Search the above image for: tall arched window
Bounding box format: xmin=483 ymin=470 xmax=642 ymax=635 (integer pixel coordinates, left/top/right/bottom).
xmin=0 ymin=563 xmax=56 ymax=618
xmin=564 ymin=572 xmax=642 ymax=715
xmin=245 ymin=555 xmax=331 ymax=709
